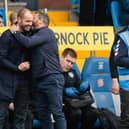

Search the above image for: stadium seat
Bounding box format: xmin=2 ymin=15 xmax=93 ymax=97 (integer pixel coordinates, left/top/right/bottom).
xmin=32 ymin=115 xmax=55 ymax=129
xmin=81 ymin=57 xmax=121 ymax=128
xmin=72 ymin=63 xmax=81 ymax=80
xmin=82 ymin=57 xmax=110 ymax=81
xmin=0 ymin=9 xmax=6 ymax=26
xmin=81 ymin=57 xmax=120 ymax=114
xmin=88 ymin=74 xmax=115 ymax=112
xmin=110 ymin=0 xmax=121 ymax=28
xmin=49 ymin=21 xmax=78 ymax=26
xmin=33 ymin=119 xmax=41 ymax=128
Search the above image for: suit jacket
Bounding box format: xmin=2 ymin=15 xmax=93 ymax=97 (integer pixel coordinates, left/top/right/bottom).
xmin=13 ymin=27 xmax=62 ymax=79
xmin=0 ymin=29 xmax=30 ymax=101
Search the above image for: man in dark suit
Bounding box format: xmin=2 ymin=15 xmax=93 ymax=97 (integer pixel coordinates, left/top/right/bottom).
xmin=10 ymin=11 xmax=66 ymax=129
xmin=0 ymin=8 xmax=33 ymax=129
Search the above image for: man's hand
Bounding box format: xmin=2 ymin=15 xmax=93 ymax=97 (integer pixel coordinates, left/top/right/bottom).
xmin=18 ymin=61 xmax=30 ymax=72
xmin=9 ymin=102 xmax=14 ymax=111
xmin=10 ymin=24 xmax=19 ymax=33
xmin=111 ymin=78 xmax=119 ymax=94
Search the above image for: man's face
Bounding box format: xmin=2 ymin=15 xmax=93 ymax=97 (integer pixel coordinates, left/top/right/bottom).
xmin=18 ymin=11 xmax=33 ymax=32
xmin=32 ymin=13 xmax=39 ymax=28
xmin=60 ymin=54 xmax=76 ymax=72
xmin=0 ymin=17 xmax=3 ymax=27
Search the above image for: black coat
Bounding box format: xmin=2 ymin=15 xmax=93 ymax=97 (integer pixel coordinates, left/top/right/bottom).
xmin=63 ymin=69 xmax=81 ymax=89
xmin=13 ymin=27 xmax=62 ymax=79
xmin=0 ymin=29 xmax=30 ymax=101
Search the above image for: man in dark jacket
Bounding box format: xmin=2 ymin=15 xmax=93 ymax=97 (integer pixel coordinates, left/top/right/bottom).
xmin=109 ymin=27 xmax=129 ymax=129
xmin=60 ymin=48 xmax=81 ymax=129
xmin=10 ymin=11 xmax=66 ymax=129
xmin=0 ymin=8 xmax=33 ymax=129
xmin=60 ymin=48 xmax=97 ymax=129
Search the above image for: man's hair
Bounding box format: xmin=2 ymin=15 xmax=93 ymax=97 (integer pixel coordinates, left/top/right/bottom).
xmin=17 ymin=8 xmax=31 ymax=19
xmin=36 ymin=10 xmax=50 ymax=26
xmin=62 ymin=48 xmax=77 ymax=58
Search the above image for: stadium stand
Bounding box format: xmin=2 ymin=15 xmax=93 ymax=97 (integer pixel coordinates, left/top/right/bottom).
xmin=46 ymin=10 xmax=78 ymax=26
xmin=110 ymin=0 xmax=121 ymax=28
xmin=7 ymin=10 xmax=79 ymax=26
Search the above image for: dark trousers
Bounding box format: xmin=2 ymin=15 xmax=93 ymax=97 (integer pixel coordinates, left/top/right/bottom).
xmin=79 ymin=0 xmax=94 ymax=26
xmin=95 ymin=0 xmax=112 ymax=25
xmin=34 ymin=74 xmax=66 ymax=129
xmin=119 ymin=88 xmax=129 ymax=129
xmin=13 ymin=87 xmax=30 ymax=129
xmin=79 ymin=0 xmax=112 ymax=26
xmin=81 ymin=106 xmax=98 ymax=129
xmin=64 ymin=105 xmax=97 ymax=129
xmin=64 ymin=106 xmax=82 ymax=129
xmin=0 ymin=101 xmax=10 ymax=129
xmin=6 ymin=105 xmax=32 ymax=129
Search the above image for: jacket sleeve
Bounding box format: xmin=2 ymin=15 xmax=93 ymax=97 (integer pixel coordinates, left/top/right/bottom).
xmin=0 ymin=31 xmax=19 ymax=72
xmin=13 ymin=29 xmax=50 ymax=48
xmin=114 ymin=37 xmax=129 ymax=68
xmin=109 ymin=42 xmax=118 ymax=78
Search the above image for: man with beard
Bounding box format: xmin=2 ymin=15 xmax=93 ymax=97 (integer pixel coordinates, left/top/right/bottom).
xmin=0 ymin=8 xmax=33 ymax=129
xmin=10 ymin=11 xmax=67 ymax=129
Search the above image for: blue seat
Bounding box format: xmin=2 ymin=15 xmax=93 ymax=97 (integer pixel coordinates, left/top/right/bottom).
xmin=81 ymin=57 xmax=119 ymax=128
xmin=70 ymin=0 xmax=80 ymax=14
xmin=33 ymin=119 xmax=41 ymax=128
xmin=110 ymin=0 xmax=121 ymax=28
xmin=81 ymin=57 xmax=115 ymax=112
xmin=72 ymin=63 xmax=81 ymax=80
xmin=0 ymin=9 xmax=6 ymax=26
xmin=88 ymin=74 xmax=115 ymax=113
xmin=88 ymin=74 xmax=112 ymax=92
xmin=82 ymin=57 xmax=110 ymax=81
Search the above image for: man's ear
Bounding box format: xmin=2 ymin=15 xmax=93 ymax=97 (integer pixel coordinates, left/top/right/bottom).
xmin=17 ymin=17 xmax=21 ymax=24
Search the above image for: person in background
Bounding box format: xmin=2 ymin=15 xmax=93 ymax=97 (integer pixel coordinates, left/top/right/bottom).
xmin=109 ymin=26 xmax=129 ymax=129
xmin=60 ymin=48 xmax=97 ymax=129
xmin=0 ymin=14 xmax=4 ymax=27
xmin=70 ymin=0 xmax=80 ymax=12
xmin=10 ymin=10 xmax=67 ymax=129
xmin=0 ymin=8 xmax=33 ymax=129
xmin=118 ymin=0 xmax=129 ymax=26
xmin=9 ymin=11 xmax=18 ymax=25
xmin=8 ymin=11 xmax=18 ymax=113
xmin=79 ymin=0 xmax=112 ymax=26
xmin=70 ymin=0 xmax=80 ymax=16
xmin=95 ymin=0 xmax=112 ymax=25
